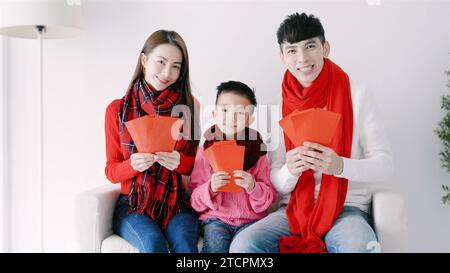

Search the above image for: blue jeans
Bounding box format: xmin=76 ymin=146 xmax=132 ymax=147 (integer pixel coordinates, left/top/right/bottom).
xmin=113 ymin=194 xmax=199 ymax=253
xmin=201 ymin=217 xmax=254 ymax=253
xmin=229 ymin=205 xmax=380 ymax=253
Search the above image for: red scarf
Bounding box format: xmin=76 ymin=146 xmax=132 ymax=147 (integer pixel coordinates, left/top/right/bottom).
xmin=279 ymin=58 xmax=353 ymax=253
xmin=203 ymin=125 xmax=267 ymax=171
xmin=119 ymin=77 xmax=198 ymax=229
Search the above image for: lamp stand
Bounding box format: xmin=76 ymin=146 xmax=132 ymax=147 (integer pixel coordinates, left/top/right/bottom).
xmin=36 ymin=25 xmax=45 ymax=253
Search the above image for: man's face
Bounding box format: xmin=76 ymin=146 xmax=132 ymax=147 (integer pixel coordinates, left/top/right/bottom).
xmin=280 ymin=37 xmax=330 ymax=88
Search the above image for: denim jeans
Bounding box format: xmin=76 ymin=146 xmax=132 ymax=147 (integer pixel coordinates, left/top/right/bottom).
xmin=229 ymin=205 xmax=380 ymax=253
xmin=201 ymin=217 xmax=254 ymax=253
xmin=112 ymin=194 xmax=199 ymax=253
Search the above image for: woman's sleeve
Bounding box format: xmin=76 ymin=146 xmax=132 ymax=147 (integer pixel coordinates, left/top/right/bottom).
xmin=104 ymin=100 xmax=139 ymax=183
xmin=175 ymin=148 xmax=198 ymax=175
xmin=174 ymin=97 xmax=200 ymax=175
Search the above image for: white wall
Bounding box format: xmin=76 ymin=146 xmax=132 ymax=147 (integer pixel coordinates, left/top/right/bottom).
xmin=2 ymin=0 xmax=450 ymax=252
xmin=0 ymin=36 xmax=9 ymax=252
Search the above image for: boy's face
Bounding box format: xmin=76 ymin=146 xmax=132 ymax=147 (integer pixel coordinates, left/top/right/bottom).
xmin=213 ymin=92 xmax=255 ymax=138
xmin=280 ymin=37 xmax=330 ymax=88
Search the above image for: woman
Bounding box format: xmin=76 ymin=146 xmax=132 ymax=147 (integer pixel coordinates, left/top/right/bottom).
xmin=104 ymin=30 xmax=200 ymax=253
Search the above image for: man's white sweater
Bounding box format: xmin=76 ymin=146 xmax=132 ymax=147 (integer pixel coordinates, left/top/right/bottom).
xmin=268 ymin=80 xmax=394 ymax=213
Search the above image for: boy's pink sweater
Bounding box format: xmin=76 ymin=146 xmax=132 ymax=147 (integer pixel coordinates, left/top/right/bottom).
xmin=190 ymin=146 xmax=277 ymax=226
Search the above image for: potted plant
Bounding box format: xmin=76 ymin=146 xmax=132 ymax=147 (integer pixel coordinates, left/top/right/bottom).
xmin=435 ymin=70 xmax=450 ymax=205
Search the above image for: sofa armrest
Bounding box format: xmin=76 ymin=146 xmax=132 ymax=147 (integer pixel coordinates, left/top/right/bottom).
xmin=75 ymin=184 xmax=121 ymax=253
xmin=372 ymin=190 xmax=407 ymax=252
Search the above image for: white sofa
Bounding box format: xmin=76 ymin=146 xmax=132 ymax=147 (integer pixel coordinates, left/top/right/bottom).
xmin=75 ymin=184 xmax=407 ymax=253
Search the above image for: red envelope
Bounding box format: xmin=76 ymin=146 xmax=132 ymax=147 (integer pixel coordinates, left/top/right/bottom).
xmin=204 ymin=141 xmax=245 ymax=193
xmin=279 ymin=108 xmax=342 ymax=147
xmin=125 ymin=115 xmax=183 ymax=153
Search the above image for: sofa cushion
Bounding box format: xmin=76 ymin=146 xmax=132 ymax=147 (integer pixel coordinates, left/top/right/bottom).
xmin=101 ymin=234 xmax=204 ymax=253
xmin=101 ymin=234 xmax=139 ymax=253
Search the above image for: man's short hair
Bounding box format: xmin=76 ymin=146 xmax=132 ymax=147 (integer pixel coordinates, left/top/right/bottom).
xmin=277 ymin=12 xmax=326 ymax=50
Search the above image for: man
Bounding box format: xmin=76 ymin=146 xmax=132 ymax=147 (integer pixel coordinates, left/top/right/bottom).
xmin=229 ymin=12 xmax=393 ymax=253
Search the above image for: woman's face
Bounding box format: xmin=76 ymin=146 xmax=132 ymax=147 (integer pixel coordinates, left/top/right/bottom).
xmin=141 ymin=43 xmax=183 ymax=91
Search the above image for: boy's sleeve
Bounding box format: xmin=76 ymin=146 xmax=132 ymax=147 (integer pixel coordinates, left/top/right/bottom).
xmin=247 ymin=155 xmax=277 ymax=213
xmin=190 ymin=148 xmax=223 ymax=211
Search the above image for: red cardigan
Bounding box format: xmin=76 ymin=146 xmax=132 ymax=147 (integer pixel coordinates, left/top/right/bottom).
xmin=104 ymin=99 xmax=197 ymax=195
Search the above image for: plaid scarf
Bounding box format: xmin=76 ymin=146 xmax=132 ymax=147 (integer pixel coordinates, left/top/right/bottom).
xmin=118 ymin=77 xmax=198 ymax=229
xmin=203 ymin=125 xmax=267 ymax=171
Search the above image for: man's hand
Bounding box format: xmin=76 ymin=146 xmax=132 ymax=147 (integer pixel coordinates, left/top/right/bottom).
xmin=286 ymin=146 xmax=314 ymax=176
xmin=300 ymin=142 xmax=344 ymax=176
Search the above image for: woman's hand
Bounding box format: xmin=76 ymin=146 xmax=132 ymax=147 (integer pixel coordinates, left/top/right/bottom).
xmin=299 ymin=142 xmax=344 ymax=176
xmin=233 ymin=170 xmax=256 ymax=192
xmin=286 ymin=146 xmax=314 ymax=176
xmin=155 ymin=151 xmax=181 ymax=171
xmin=130 ymin=153 xmax=157 ymax=172
xmin=211 ymin=171 xmax=230 ymax=193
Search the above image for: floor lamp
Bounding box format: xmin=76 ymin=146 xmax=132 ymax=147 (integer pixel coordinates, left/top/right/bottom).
xmin=0 ymin=1 xmax=81 ymax=252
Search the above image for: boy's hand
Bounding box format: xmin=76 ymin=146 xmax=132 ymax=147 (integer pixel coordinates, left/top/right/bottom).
xmin=211 ymin=171 xmax=230 ymax=193
xmin=233 ymin=170 xmax=255 ymax=193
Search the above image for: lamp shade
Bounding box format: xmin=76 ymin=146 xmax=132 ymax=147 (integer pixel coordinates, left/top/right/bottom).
xmin=0 ymin=0 xmax=81 ymax=39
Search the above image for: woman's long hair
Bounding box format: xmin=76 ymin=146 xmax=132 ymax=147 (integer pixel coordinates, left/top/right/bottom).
xmin=129 ymin=30 xmax=199 ymax=141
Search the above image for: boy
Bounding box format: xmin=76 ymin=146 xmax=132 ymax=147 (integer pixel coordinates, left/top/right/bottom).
xmin=190 ymin=81 xmax=277 ymax=253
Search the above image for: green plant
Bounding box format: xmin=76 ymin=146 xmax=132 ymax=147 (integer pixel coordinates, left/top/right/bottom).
xmin=442 ymin=185 xmax=450 ymax=205
xmin=435 ymin=70 xmax=450 ymax=205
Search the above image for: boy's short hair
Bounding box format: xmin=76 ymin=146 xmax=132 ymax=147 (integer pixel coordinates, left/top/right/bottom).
xmin=277 ymin=12 xmax=326 ymax=50
xmin=215 ymin=81 xmax=257 ymax=107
